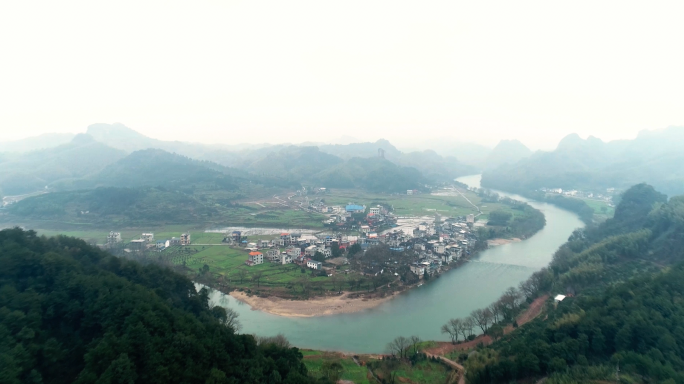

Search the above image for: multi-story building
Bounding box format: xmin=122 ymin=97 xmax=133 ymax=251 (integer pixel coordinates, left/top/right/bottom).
xmin=180 ymin=233 xmax=191 ymax=246
xmin=247 ymin=251 xmax=263 ymax=266
xmin=107 ymin=231 xmax=122 ymax=245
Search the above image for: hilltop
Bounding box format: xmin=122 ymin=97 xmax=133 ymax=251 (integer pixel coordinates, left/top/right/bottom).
xmin=0 ymin=228 xmax=328 ymax=384
xmin=0 ymin=134 xmax=126 ymax=195
xmin=481 ymin=126 xmax=684 ymax=197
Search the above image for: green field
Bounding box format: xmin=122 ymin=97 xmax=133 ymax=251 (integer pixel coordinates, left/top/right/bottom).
xmin=164 ymin=244 xmax=359 ymax=294
xmin=575 ymin=197 xmax=615 ymax=216
xmin=303 ymin=354 xmax=371 ymax=384
xmin=312 ymin=188 xmax=510 ymax=219
xmin=303 ymin=353 xmax=452 ymax=384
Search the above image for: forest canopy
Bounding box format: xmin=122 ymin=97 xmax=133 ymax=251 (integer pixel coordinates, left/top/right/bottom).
xmin=0 ymin=228 xmax=329 ymax=384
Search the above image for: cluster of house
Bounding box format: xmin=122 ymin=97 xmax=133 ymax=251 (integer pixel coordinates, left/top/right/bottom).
xmin=105 ymin=231 xmax=191 ymax=251
xmin=541 ymin=187 xmax=615 ymax=203
xmin=354 ymin=217 xmax=475 ymax=279
xmin=231 ymin=231 xmax=358 ymax=270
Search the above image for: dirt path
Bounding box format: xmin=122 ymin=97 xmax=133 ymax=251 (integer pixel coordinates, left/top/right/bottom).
xmin=424 ymin=294 xmax=550 ymax=356
xmin=425 ymin=352 xmax=465 ymax=384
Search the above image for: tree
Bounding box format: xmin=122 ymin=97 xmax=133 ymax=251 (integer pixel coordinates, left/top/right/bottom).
xmin=409 ymin=335 xmax=421 ymax=355
xmin=461 ymin=317 xmax=475 ymax=340
xmin=441 ymin=323 xmax=458 ymax=344
xmin=330 ymin=274 xmax=343 ymax=293
xmin=252 ymin=270 xmax=264 ymax=288
xmin=312 ymin=251 xmax=326 ymax=262
xmin=488 ymin=210 xmax=512 ymax=225
xmin=223 ymin=307 xmax=242 ymax=332
xmin=96 ymin=353 xmax=138 ymax=384
xmin=348 ymin=243 xmax=362 ymax=257
xmin=236 ymin=268 xmax=248 ymax=284
xmin=471 ymin=308 xmax=493 ymax=333
xmin=331 ymin=241 xmax=341 ymax=258
xmin=441 ymin=319 xmax=462 ymax=344
xmin=423 ymin=269 xmax=430 ymax=281
xmin=201 ymin=264 xmax=210 ymax=275
xmin=488 ymin=324 xmax=504 ymax=341
xmin=387 ymin=336 xmax=410 ymax=359
xmin=256 ymin=334 xmax=291 ymax=348
xmin=320 ymin=361 xmax=343 ymax=382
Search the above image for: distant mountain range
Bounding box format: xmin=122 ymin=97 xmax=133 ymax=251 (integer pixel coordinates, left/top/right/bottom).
xmin=0 ymin=123 xmax=495 ymax=197
xmin=481 ymin=126 xmax=684 ymax=197
xmin=0 ymin=134 xmax=126 ymax=195
xmin=0 ymin=133 xmax=76 ymax=153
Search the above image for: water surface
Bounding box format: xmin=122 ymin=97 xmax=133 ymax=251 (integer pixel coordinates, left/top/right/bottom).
xmin=208 ymin=175 xmax=583 ymax=353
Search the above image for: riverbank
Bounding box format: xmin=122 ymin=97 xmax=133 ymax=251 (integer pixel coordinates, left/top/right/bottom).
xmin=487 ymin=237 xmax=521 ymax=246
xmin=230 ymin=290 xmax=399 ymax=317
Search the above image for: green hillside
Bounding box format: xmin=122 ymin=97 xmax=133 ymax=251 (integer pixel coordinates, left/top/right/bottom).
xmin=0 ymin=228 xmax=328 ymax=384
xmin=0 ymin=134 xmax=126 ymax=195
xmin=460 ymin=183 xmax=684 ymax=383
xmin=481 ymin=127 xmax=684 ymax=197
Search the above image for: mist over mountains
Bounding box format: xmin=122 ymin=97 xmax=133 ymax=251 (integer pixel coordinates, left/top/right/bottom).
xmin=3 ymin=123 xmax=684 ymax=200
xmin=481 ymin=126 xmax=684 ymax=197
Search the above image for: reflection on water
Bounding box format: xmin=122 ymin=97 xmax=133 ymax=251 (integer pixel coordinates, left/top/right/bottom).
xmin=206 ymin=175 xmax=584 ymax=353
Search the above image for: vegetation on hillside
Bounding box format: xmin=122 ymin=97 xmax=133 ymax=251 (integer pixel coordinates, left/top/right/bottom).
xmin=457 ymin=183 xmax=684 ymax=383
xmin=0 ymin=134 xmax=126 ymax=195
xmin=481 ymin=127 xmax=684 ymax=198
xmin=0 ymin=228 xmax=332 ymax=384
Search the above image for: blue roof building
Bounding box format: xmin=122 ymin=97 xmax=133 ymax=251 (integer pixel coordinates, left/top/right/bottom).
xmin=346 ymin=204 xmax=365 ymax=213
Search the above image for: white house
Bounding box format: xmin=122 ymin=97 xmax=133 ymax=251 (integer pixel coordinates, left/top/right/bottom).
xmin=141 ymin=233 xmax=154 ymax=242
xmin=286 ymin=246 xmax=301 ymax=258
xmin=180 ymin=233 xmax=191 ymax=246
xmin=266 ymin=249 xmax=281 ymax=262
xmin=305 ymin=245 xmax=318 ymax=257
xmin=369 ymin=207 xmax=381 ymax=215
xmin=320 ymin=248 xmax=332 ymax=258
xmin=307 ymin=260 xmax=323 ymax=270
xmin=434 ymin=244 xmax=445 ymax=254
xmin=360 ymin=225 xmax=371 ymax=234
xmin=410 ymin=264 xmax=425 ymax=277
xmin=247 ymin=251 xmax=263 ymax=265
xmin=107 ymin=232 xmax=122 ymax=244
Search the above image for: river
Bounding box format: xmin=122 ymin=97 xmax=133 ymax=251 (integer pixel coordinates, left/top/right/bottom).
xmin=207 ymin=174 xmax=584 ymax=353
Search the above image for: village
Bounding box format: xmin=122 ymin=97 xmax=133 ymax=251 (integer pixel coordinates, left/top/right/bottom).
xmin=103 ymin=198 xmax=480 ymax=288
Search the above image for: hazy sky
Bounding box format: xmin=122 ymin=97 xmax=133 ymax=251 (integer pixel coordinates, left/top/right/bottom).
xmin=1 ymin=1 xmax=683 ymax=149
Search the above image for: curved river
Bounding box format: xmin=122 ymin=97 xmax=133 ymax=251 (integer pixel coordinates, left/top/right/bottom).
xmin=208 ymin=175 xmax=584 ymax=353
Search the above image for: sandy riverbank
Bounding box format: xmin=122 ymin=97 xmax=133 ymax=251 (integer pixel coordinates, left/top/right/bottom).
xmin=487 ymin=237 xmax=521 ymax=246
xmin=229 ymin=291 xmax=398 ymax=317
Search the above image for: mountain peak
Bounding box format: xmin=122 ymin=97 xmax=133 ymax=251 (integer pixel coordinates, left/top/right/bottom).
xmin=556 ymin=133 xmax=585 ymax=150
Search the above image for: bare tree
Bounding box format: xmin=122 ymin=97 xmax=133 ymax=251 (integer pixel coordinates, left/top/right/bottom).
xmin=442 ymin=318 xmax=464 ymax=344
xmin=331 ymin=274 xmax=343 ymax=293
xmin=460 ymin=317 xmax=474 ymax=340
xmin=252 ymin=270 xmax=264 ymax=288
xmin=489 ymin=302 xmax=501 ymax=323
xmin=256 ymin=333 xmax=291 ymax=348
xmin=386 ymin=336 xmax=410 ymax=358
xmin=518 ymin=279 xmax=536 ymax=301
xmin=409 ymin=335 xmax=422 ymax=355
xmin=441 ymin=323 xmax=458 ymax=344
xmin=471 ymin=308 xmax=493 ymax=333
xmin=236 ymin=268 xmax=248 ymax=284
xmin=499 ymin=287 xmax=522 ymax=320
xmin=223 ymin=307 xmax=242 ymax=332
xmin=297 ymin=276 xmax=311 ymax=296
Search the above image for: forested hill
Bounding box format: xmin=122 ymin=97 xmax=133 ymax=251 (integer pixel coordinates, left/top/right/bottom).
xmin=0 ymin=228 xmax=329 ymax=384
xmin=480 ymin=126 xmax=684 ymax=197
xmin=462 ymin=183 xmax=684 ymax=383
xmin=54 ymin=149 xmax=253 ymax=191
